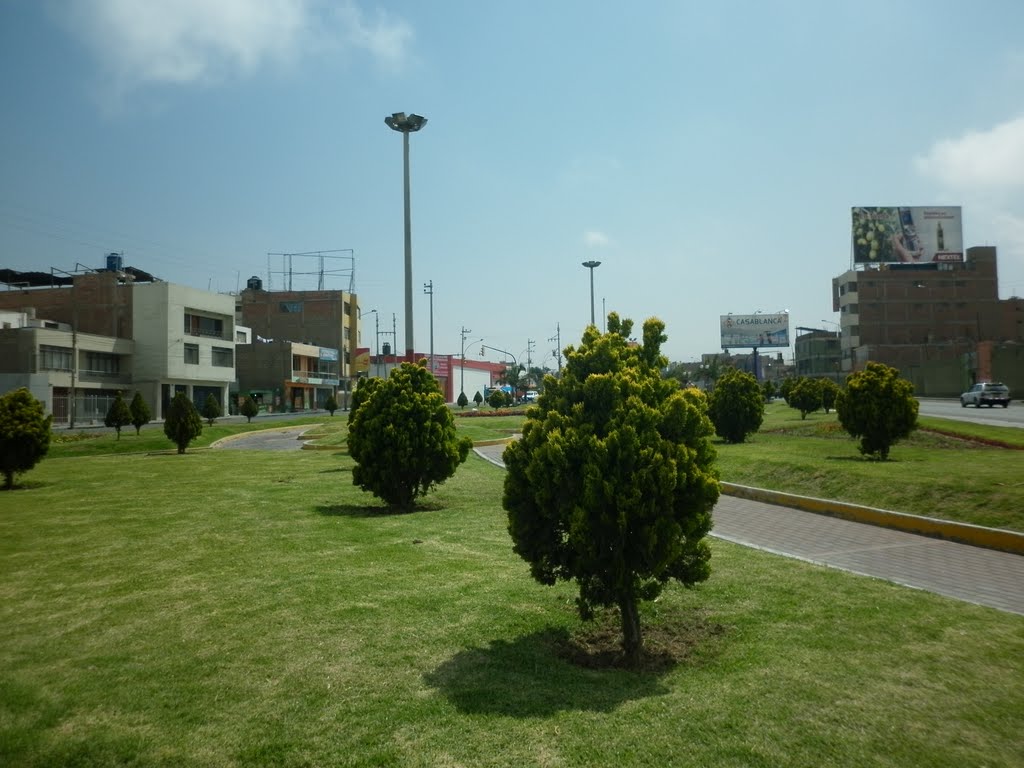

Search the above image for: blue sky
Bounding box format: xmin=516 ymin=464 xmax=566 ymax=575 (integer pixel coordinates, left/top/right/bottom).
xmin=2 ymin=1 xmax=1023 ymax=368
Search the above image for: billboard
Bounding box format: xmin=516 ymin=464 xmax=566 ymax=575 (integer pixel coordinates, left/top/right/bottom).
xmin=720 ymin=313 xmax=790 ymax=349
xmin=852 ymin=206 xmax=963 ymax=264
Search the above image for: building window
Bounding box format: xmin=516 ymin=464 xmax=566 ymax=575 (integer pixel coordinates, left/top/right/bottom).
xmin=236 ymin=331 xmax=247 ymax=342
xmin=85 ymin=352 xmax=120 ymax=376
xmin=279 ymin=301 xmax=302 ymax=313
xmin=184 ymin=343 xmax=199 ymax=364
xmin=39 ymin=345 xmax=72 ymax=371
xmin=212 ymin=346 xmax=233 ymax=367
xmin=184 ymin=313 xmax=225 ymax=338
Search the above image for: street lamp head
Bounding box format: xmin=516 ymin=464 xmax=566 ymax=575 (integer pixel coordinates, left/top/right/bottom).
xmin=582 ymin=260 xmax=601 ymax=269
xmin=385 ymin=112 xmax=427 ymax=133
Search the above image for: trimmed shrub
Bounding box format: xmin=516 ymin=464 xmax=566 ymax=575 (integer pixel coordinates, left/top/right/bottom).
xmin=348 ymin=362 xmax=472 ymax=510
xmin=104 ymin=392 xmax=132 ymax=439
xmin=0 ymin=388 xmax=52 ymax=489
xmin=708 ymin=369 xmax=764 ymax=443
xmin=129 ymin=392 xmax=151 ymax=435
xmin=164 ymin=393 xmax=203 ymax=454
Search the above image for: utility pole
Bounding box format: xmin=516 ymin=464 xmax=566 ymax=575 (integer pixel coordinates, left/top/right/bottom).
xmin=69 ymin=279 xmax=78 ymax=428
xmin=526 ymin=338 xmax=534 ymax=387
xmin=459 ymin=326 xmax=472 ymax=400
xmin=549 ymin=323 xmax=562 ymax=373
xmin=423 ymin=280 xmax=434 ymax=375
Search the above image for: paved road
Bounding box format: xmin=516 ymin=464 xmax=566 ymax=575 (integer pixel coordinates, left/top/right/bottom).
xmin=474 ymin=442 xmax=1024 ymax=616
xmin=213 ymin=425 xmax=316 ymax=452
xmin=918 ymin=397 xmax=1023 ymax=428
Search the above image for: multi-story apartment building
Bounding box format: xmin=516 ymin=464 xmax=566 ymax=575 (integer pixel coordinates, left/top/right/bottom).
xmin=831 ymin=246 xmax=1024 ymax=395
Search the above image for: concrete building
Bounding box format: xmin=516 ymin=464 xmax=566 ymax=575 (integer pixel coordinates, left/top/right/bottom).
xmin=132 ymin=281 xmax=236 ymax=419
xmin=831 ymin=245 xmax=1024 ymax=395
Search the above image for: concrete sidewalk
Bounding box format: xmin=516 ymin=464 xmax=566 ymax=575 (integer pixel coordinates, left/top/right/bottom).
xmin=474 ymin=443 xmax=1024 ymax=616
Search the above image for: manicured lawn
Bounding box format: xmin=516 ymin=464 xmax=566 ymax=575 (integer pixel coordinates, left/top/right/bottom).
xmin=1 ymin=449 xmax=1022 ymax=767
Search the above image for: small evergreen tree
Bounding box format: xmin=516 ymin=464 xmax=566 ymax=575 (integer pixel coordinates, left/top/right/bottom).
xmin=820 ymin=379 xmax=840 ymax=413
xmin=835 ymin=362 xmax=918 ymax=460
xmin=104 ymin=392 xmax=132 ymax=439
xmin=487 ymin=389 xmax=509 ymax=409
xmin=473 ymin=391 xmax=483 ymax=407
xmin=129 ymin=392 xmax=151 ymax=435
xmin=788 ymin=378 xmax=823 ymax=419
xmin=240 ymin=396 xmax=260 ymax=423
xmin=457 ymin=391 xmax=469 ymax=409
xmin=762 ymin=379 xmax=776 ymax=402
xmin=324 ymin=394 xmax=339 ymax=416
xmin=708 ymin=369 xmax=764 ymax=443
xmin=0 ymin=388 xmax=52 ymax=490
xmin=164 ymin=393 xmax=203 ymax=454
xmin=348 ymin=361 xmax=472 ymax=511
xmin=778 ymin=376 xmax=799 ymax=405
xmin=504 ymin=314 xmax=719 ymax=667
xmin=202 ymin=393 xmax=222 ymax=426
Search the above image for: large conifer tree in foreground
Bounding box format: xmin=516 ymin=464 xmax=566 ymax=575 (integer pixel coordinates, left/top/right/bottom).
xmin=503 ymin=314 xmax=720 ymax=667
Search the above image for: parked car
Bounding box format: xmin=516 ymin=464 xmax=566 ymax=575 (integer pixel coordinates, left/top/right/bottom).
xmin=960 ymin=382 xmax=1011 ymax=408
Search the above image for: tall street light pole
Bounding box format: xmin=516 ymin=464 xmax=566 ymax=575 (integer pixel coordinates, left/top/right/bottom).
xmin=582 ymin=260 xmax=601 ymax=327
xmin=385 ymin=111 xmax=427 ymax=362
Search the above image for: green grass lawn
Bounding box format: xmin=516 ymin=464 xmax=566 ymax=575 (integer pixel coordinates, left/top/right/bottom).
xmin=1 ymin=448 xmax=1022 ymax=767
xmin=46 ymin=403 xmax=1024 ymax=532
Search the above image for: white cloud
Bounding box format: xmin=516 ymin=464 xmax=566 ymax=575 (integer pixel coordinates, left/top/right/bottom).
xmin=332 ymin=3 xmax=412 ymax=70
xmin=54 ymin=0 xmax=412 ymax=94
xmin=914 ymin=115 xmax=1024 ymax=189
xmin=583 ymin=230 xmax=611 ymax=248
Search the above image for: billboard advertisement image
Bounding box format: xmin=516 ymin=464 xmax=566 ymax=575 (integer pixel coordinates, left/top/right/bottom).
xmin=852 ymin=206 xmax=963 ymax=264
xmin=720 ymin=313 xmax=790 ymax=349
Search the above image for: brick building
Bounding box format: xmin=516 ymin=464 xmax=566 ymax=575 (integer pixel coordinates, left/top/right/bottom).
xmin=831 ymin=246 xmax=1024 ymax=395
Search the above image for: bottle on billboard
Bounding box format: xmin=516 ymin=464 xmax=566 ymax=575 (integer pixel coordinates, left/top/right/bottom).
xmin=898 ymin=207 xmax=919 ymax=254
xmin=937 ymin=221 xmax=945 ymax=251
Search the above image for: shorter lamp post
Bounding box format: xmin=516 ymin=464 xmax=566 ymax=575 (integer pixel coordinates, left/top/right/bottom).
xmin=582 ymin=260 xmax=601 ymax=327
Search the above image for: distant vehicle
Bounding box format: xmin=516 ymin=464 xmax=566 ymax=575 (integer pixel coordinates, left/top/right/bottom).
xmin=524 ymin=390 xmax=539 ymax=402
xmin=960 ymin=382 xmax=1011 ymax=408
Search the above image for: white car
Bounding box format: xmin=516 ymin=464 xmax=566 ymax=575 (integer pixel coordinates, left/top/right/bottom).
xmin=960 ymin=382 xmax=1011 ymax=408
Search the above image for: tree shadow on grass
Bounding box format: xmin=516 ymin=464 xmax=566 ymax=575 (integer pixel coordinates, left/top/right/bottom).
xmin=1 ymin=478 xmax=52 ymax=492
xmin=317 ymin=499 xmax=445 ymax=517
xmin=319 ymin=465 xmax=353 ymax=474
xmin=425 ymin=615 xmax=726 ymax=717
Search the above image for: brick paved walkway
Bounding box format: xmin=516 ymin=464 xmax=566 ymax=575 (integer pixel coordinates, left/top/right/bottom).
xmin=713 ymin=495 xmax=1024 ymax=615
xmin=474 ymin=443 xmax=1024 ymax=616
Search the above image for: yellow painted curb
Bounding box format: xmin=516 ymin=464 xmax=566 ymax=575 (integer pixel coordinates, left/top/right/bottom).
xmin=721 ymin=482 xmax=1024 ymax=556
